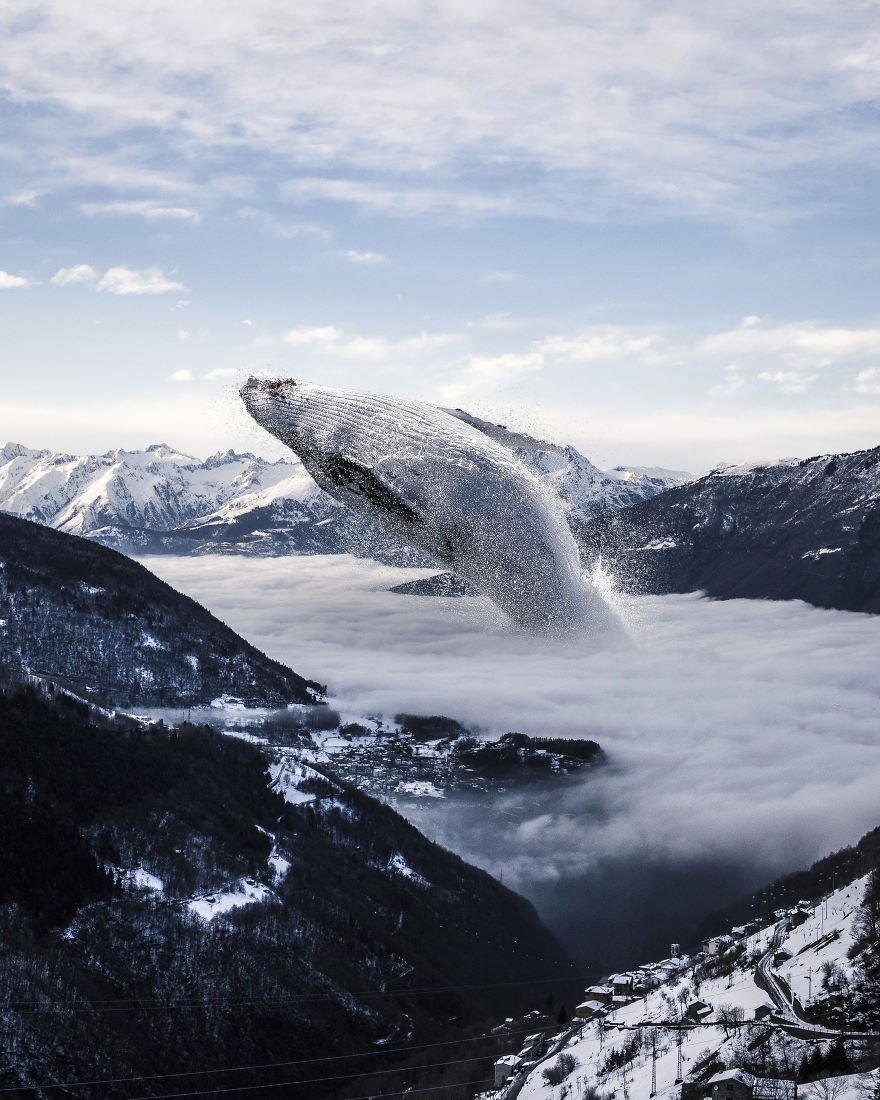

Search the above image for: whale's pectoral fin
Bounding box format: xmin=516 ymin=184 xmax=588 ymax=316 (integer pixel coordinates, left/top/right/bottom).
xmin=323 ymin=454 xmax=425 ymax=527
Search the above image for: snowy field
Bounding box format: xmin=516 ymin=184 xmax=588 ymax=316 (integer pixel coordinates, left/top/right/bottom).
xmin=512 ymin=876 xmax=875 ymax=1100
xmin=142 ymin=554 xmax=880 ymax=909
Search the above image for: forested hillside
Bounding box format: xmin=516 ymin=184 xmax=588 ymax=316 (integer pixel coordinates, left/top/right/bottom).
xmin=0 ymin=512 xmax=322 ymax=706
xmin=0 ymin=680 xmax=578 ymax=1099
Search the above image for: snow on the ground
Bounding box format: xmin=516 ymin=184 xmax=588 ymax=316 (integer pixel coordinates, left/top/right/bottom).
xmin=120 ymin=867 xmax=164 ymax=892
xmin=512 ymin=877 xmax=873 ymax=1100
xmin=269 ymin=850 xmax=291 ymax=883
xmin=386 ymin=852 xmax=431 ymax=888
xmin=268 ymin=757 xmax=319 ymax=805
xmin=777 ymin=876 xmax=869 ymax=1011
xmin=397 ymin=780 xmax=445 ymax=798
xmin=221 ymin=727 xmax=270 ymax=745
xmin=187 ymin=879 xmax=276 ymax=921
xmin=806 ymin=1070 xmax=880 ymax=1099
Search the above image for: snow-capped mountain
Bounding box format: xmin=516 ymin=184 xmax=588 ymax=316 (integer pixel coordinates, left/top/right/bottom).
xmin=576 ymin=446 xmax=880 ymax=616
xmin=0 ymin=427 xmax=689 ymax=558
xmin=445 ymin=408 xmax=689 ymax=516
xmin=575 ymin=445 xmax=880 ymax=613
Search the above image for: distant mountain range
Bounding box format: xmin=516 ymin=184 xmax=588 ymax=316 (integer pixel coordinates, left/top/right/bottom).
xmin=0 ymin=512 xmax=322 ymax=707
xmin=0 ymin=422 xmax=689 ymax=559
xmin=574 ymin=446 xmax=880 ymax=613
xmin=4 ymin=431 xmax=878 ymax=615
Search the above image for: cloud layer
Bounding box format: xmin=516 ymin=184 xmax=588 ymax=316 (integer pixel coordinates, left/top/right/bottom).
xmin=4 ymin=2 xmax=880 ymax=220
xmin=142 ymin=554 xmax=880 ymax=896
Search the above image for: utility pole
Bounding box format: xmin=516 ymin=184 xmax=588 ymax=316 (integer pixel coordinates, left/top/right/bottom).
xmin=676 ymin=1027 xmax=684 ymax=1084
xmin=650 ymin=1035 xmax=657 ymax=1096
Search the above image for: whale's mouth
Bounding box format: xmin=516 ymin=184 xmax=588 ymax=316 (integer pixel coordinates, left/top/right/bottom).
xmin=240 ymin=376 xmax=299 ymax=420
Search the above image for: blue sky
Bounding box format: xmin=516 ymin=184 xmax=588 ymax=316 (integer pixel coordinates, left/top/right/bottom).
xmin=2 ymin=0 xmax=880 ymax=469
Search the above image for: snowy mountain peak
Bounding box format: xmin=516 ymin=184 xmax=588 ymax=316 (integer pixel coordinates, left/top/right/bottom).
xmin=1 ymin=442 xmax=48 ymax=463
xmin=0 ymin=425 xmax=691 ymax=558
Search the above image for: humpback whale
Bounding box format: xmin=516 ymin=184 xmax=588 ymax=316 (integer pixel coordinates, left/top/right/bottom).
xmin=240 ymin=377 xmax=615 ymax=633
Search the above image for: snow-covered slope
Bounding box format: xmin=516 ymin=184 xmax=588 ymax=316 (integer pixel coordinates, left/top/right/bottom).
xmin=445 ymin=409 xmax=688 ymax=517
xmin=576 ymin=445 xmax=880 ymax=613
xmin=498 ymin=873 xmax=879 ymax=1100
xmin=0 ymin=425 xmax=689 ymax=559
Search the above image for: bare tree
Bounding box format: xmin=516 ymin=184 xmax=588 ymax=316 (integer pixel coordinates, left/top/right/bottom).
xmin=717 ymin=1003 xmax=746 ymax=1039
xmin=803 ymin=1076 xmax=849 ymax=1100
xmin=856 ymin=1070 xmax=880 ymax=1100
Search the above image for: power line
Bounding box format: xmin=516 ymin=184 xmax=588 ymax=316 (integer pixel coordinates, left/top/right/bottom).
xmin=4 ymin=970 xmax=587 ymax=1015
xmin=126 ymin=1054 xmax=493 ymax=1100
xmin=128 ymin=1076 xmax=497 ymax=1100
xmin=0 ymin=1023 xmax=546 ymax=1093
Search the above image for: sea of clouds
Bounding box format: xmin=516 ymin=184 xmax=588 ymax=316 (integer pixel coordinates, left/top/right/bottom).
xmin=143 ymin=554 xmax=880 ymax=965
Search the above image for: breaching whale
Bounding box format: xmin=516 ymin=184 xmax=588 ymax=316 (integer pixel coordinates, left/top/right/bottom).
xmin=240 ymin=377 xmax=616 ymax=633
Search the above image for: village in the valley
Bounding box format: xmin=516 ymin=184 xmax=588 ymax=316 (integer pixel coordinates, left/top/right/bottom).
xmin=482 ymin=875 xmax=879 ymax=1100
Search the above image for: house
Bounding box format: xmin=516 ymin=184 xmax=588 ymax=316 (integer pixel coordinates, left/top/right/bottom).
xmin=494 ymin=1054 xmax=522 ymax=1088
xmin=702 ymin=935 xmax=734 ymax=956
xmin=773 ymin=946 xmax=794 ymax=966
xmin=575 ymin=1000 xmax=608 ymax=1020
xmin=518 ymin=1033 xmax=544 ymax=1060
xmin=708 ymin=1068 xmax=756 ymax=1099
xmin=583 ymin=984 xmax=613 ymax=1005
xmin=753 ymin=1003 xmax=774 ymax=1021
xmin=685 ymin=1000 xmax=713 ymax=1022
xmin=609 ymin=972 xmax=636 ymax=995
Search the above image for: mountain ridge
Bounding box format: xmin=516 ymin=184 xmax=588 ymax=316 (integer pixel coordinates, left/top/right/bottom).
xmin=0 ymin=426 xmax=689 ymax=559
xmin=0 ymin=511 xmax=323 ymax=707
xmin=575 ymin=444 xmax=880 ymax=614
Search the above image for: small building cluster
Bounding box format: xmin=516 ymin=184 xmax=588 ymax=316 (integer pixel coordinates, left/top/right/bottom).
xmin=707 ymin=1069 xmax=797 ymax=1100
xmin=492 ymin=1027 xmax=547 ymax=1087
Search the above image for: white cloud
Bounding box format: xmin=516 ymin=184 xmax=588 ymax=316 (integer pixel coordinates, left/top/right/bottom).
xmin=338 ymin=249 xmax=386 ymax=265
xmin=701 ymin=322 xmax=880 ymax=368
xmin=237 ymin=207 xmax=331 ymax=240
xmin=538 ymin=326 xmax=671 ymax=365
xmin=241 ymin=319 xmax=253 ymax=327
xmin=283 ymin=178 xmax=526 ymax=218
xmin=202 ymin=367 xmax=240 ymax=381
xmin=757 ymin=369 xmax=817 ymax=393
xmin=740 ymin=315 xmax=762 ymax=329
xmin=853 ymin=367 xmax=880 ymax=395
xmin=6 ymin=4 xmax=880 ymax=221
xmin=473 ymin=312 xmax=529 ymax=331
xmin=96 ymin=266 xmax=189 ymax=296
xmin=709 ymin=367 xmax=745 ymax=398
xmin=168 ymin=369 xmax=194 ymax=382
xmin=50 ymin=263 xmax=98 ymax=286
xmin=4 ymin=189 xmax=41 ymax=207
xmin=281 ymin=324 xmax=460 ymax=361
xmin=80 ymin=200 xmax=200 ymax=222
xmin=177 ymin=329 xmax=190 ymax=341
xmin=461 ymin=352 xmax=545 ymax=383
xmin=282 ymin=325 xmax=343 ymax=350
xmin=0 ymin=269 xmax=35 ymax=288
